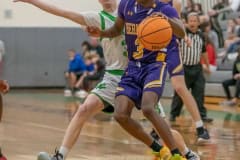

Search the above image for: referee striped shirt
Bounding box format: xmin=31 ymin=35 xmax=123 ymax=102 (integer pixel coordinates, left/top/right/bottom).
xmin=181 ymin=28 xmax=206 ymax=66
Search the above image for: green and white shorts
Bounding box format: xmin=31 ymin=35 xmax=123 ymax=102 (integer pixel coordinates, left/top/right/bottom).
xmin=91 ymin=70 xmax=123 ymax=114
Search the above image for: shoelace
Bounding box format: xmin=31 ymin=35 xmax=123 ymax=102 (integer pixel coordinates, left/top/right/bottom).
xmin=53 ymin=149 xmax=63 ymax=160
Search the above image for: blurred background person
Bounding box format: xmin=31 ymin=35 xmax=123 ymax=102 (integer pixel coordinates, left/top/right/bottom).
xmin=90 ymin=37 xmax=104 ymax=59
xmin=64 ymin=49 xmax=86 ymax=97
xmin=222 ymin=47 xmax=240 ymax=106
xmin=201 ymin=34 xmax=217 ymax=73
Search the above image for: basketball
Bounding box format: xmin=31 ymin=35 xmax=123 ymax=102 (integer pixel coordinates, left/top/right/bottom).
xmin=137 ymin=16 xmax=173 ymax=51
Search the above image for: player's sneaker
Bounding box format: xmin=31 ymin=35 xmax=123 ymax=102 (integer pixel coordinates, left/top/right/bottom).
xmin=185 ymin=150 xmax=200 ymax=160
xmin=37 ymin=150 xmax=63 ymax=160
xmin=197 ymin=128 xmax=210 ymax=144
xmin=64 ymin=89 xmax=72 ymax=97
xmin=152 ymin=146 xmax=171 ymax=160
xmin=150 ymin=129 xmax=160 ymax=141
xmin=170 ymin=154 xmax=186 ymax=160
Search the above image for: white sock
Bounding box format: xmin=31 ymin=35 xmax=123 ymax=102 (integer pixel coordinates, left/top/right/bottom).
xmin=59 ymin=146 xmax=69 ymax=159
xmin=195 ymin=120 xmax=204 ymax=128
xmin=183 ymin=147 xmax=190 ymax=156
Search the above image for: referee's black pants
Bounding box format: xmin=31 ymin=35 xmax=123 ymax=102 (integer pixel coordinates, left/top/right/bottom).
xmin=170 ymin=64 xmax=207 ymax=119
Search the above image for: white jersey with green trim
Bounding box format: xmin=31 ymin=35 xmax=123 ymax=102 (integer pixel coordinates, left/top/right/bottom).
xmin=82 ymin=11 xmax=128 ymax=71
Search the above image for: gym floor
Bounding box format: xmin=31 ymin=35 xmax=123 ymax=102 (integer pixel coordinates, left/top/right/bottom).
xmin=1 ymin=90 xmax=240 ymax=160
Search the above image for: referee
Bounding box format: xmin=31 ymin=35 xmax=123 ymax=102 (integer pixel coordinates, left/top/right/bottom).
xmin=170 ymin=12 xmax=213 ymax=122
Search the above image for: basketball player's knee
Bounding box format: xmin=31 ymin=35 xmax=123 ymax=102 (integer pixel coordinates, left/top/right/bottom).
xmin=142 ymin=106 xmax=155 ymax=118
xmin=174 ymin=83 xmax=186 ymax=95
xmin=114 ymin=112 xmax=129 ymax=124
xmin=75 ymin=104 xmax=91 ymax=119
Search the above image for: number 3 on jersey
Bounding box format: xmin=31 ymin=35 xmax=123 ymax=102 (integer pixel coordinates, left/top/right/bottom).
xmin=133 ymin=38 xmax=144 ymax=59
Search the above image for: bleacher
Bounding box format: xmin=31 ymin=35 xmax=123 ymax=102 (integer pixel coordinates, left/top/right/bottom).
xmin=163 ymin=55 xmax=235 ymax=98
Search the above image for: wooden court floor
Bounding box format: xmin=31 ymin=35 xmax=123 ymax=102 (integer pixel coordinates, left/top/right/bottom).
xmin=0 ymin=90 xmax=240 ymax=160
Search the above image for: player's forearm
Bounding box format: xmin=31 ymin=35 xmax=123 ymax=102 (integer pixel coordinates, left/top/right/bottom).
xmin=29 ymin=0 xmax=85 ymax=25
xmin=101 ymin=26 xmax=121 ymax=38
xmin=168 ymin=18 xmax=185 ymax=38
xmin=100 ymin=17 xmax=124 ymax=38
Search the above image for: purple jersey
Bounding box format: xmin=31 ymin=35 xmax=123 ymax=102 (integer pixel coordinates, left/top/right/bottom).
xmin=169 ymin=0 xmax=173 ymax=6
xmin=118 ymin=0 xmax=179 ymax=63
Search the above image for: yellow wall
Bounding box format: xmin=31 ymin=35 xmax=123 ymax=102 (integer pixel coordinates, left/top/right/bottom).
xmin=0 ymin=0 xmax=101 ymax=27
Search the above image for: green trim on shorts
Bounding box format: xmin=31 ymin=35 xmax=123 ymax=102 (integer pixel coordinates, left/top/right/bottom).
xmin=90 ymin=92 xmax=114 ymax=114
xmin=106 ymin=70 xmax=124 ymax=76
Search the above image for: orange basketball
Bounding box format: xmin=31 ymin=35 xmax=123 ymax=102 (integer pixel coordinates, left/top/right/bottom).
xmin=137 ymin=16 xmax=173 ymax=51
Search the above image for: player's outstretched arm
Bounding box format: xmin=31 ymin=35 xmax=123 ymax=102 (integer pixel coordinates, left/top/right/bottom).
xmin=168 ymin=18 xmax=185 ymax=38
xmin=87 ymin=17 xmax=124 ymax=38
xmin=14 ymin=0 xmax=87 ymax=26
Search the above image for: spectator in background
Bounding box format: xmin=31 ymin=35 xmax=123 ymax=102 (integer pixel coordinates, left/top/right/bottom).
xmin=224 ymin=19 xmax=240 ymax=49
xmin=209 ymin=0 xmax=229 ymax=48
xmin=90 ymin=38 xmax=104 ymax=59
xmin=194 ymin=3 xmax=204 ymax=16
xmin=193 ymin=3 xmax=209 ymax=24
xmin=81 ymin=41 xmax=92 ymax=57
xmin=209 ymin=0 xmax=240 ymax=16
xmin=182 ymin=0 xmax=195 ymax=20
xmin=202 ymin=22 xmax=219 ymax=49
xmin=222 ymin=47 xmax=240 ymax=106
xmin=202 ymin=34 xmax=217 ymax=73
xmin=75 ymin=57 xmax=105 ymax=98
xmin=64 ymin=49 xmax=86 ymax=97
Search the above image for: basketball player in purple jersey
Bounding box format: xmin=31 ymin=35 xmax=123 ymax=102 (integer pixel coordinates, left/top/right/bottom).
xmin=88 ymin=0 xmax=186 ymax=159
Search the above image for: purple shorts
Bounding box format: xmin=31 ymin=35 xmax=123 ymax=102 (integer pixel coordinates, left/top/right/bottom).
xmin=166 ymin=47 xmax=184 ymax=77
xmin=116 ymin=61 xmax=167 ymax=109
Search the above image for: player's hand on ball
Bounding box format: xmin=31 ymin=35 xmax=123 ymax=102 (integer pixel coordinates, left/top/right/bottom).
xmin=86 ymin=26 xmax=101 ymax=37
xmin=0 ymin=80 xmax=9 ymax=94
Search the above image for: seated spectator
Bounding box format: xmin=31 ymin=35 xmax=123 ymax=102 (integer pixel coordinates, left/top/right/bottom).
xmin=64 ymin=49 xmax=86 ymax=97
xmin=224 ymin=20 xmax=240 ymax=49
xmin=75 ymin=59 xmax=105 ymax=98
xmin=81 ymin=41 xmax=92 ymax=57
xmin=90 ymin=38 xmax=104 ymax=59
xmin=202 ymin=22 xmax=219 ymax=49
xmin=202 ymin=34 xmax=217 ymax=73
xmin=221 ymin=47 xmax=240 ymax=106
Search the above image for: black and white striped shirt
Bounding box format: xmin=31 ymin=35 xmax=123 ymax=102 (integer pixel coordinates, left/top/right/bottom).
xmin=181 ymin=28 xmax=206 ymax=66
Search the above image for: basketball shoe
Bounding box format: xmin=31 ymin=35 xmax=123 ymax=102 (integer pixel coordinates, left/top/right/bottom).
xmin=152 ymin=146 xmax=171 ymax=160
xmin=37 ymin=150 xmax=63 ymax=160
xmin=185 ymin=150 xmax=200 ymax=160
xmin=171 ymin=154 xmax=187 ymax=160
xmin=197 ymin=128 xmax=210 ymax=144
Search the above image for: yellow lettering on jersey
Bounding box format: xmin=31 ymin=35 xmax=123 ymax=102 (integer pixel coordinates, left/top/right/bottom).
xmin=126 ymin=23 xmax=138 ymax=35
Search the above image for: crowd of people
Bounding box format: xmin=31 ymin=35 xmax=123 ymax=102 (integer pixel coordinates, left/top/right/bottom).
xmin=64 ymin=39 xmax=105 ymax=98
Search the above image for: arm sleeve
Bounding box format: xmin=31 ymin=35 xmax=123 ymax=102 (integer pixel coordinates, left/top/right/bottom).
xmin=118 ymin=0 xmax=127 ymax=20
xmin=161 ymin=4 xmax=179 ymax=19
xmin=81 ymin=11 xmax=101 ymax=28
